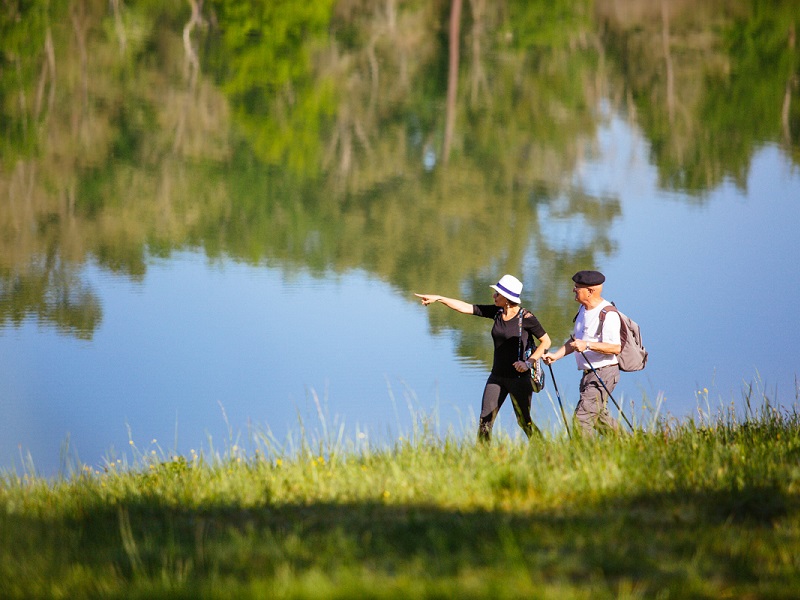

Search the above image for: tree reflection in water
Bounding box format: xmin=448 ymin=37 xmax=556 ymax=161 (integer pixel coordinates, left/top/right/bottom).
xmin=0 ymin=0 xmax=797 ymax=364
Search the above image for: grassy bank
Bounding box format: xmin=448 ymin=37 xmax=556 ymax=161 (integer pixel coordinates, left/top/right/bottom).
xmin=1 ymin=402 xmax=799 ymax=599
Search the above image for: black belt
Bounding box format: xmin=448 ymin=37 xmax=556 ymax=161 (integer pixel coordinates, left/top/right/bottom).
xmin=583 ymin=364 xmax=616 ymax=374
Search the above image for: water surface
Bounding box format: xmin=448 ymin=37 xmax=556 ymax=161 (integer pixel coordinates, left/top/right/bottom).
xmin=1 ymin=1 xmax=798 ymax=476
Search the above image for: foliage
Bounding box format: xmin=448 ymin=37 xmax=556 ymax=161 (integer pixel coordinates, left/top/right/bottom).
xmin=506 ymin=0 xmax=592 ymax=50
xmin=598 ymin=0 xmax=800 ymax=194
xmin=0 ymin=0 xmax=56 ymax=161
xmin=207 ymin=0 xmax=337 ymax=174
xmin=0 ymin=262 xmax=101 ymax=339
xmin=0 ymin=0 xmax=798 ymax=355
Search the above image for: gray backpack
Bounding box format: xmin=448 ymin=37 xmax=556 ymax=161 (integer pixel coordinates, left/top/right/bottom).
xmin=596 ymin=303 xmax=648 ymax=372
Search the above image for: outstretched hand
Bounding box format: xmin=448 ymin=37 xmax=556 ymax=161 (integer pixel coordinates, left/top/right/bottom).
xmin=415 ymin=293 xmax=439 ymax=306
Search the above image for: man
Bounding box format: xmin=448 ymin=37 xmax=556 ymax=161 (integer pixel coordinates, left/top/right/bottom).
xmin=543 ymin=270 xmax=621 ymax=434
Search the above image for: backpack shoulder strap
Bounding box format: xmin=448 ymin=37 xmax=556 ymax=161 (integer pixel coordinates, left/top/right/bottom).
xmin=595 ymin=304 xmax=618 ymax=336
xmin=599 ymin=304 xmax=618 ymax=319
xmin=596 ymin=303 xmax=627 ymax=346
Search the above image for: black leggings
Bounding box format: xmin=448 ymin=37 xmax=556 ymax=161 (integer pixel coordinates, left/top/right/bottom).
xmin=478 ymin=373 xmax=542 ymax=442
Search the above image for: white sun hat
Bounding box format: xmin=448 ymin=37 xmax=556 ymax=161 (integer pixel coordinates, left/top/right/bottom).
xmin=490 ymin=274 xmax=523 ymax=304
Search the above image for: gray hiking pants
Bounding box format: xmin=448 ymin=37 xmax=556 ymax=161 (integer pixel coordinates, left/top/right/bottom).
xmin=575 ymin=364 xmax=620 ymax=435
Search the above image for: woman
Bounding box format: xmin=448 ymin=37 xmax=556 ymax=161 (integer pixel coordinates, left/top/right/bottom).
xmin=415 ymin=274 xmax=551 ymax=442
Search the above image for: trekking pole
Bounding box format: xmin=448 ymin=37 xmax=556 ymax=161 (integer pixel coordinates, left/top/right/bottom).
xmin=578 ymin=350 xmax=634 ymax=432
xmin=546 ymin=362 xmax=571 ymax=439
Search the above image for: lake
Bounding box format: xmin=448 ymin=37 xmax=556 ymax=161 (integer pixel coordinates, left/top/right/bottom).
xmin=1 ymin=1 xmax=798 ymax=476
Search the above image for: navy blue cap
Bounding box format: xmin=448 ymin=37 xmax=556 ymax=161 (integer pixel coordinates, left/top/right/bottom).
xmin=572 ymin=270 xmax=605 ymax=286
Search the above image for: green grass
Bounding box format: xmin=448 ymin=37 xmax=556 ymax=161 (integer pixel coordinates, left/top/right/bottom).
xmin=2 ymin=398 xmax=800 ymax=598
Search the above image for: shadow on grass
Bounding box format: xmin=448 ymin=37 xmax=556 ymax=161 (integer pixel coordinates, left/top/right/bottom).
xmin=1 ymin=483 xmax=797 ymax=597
